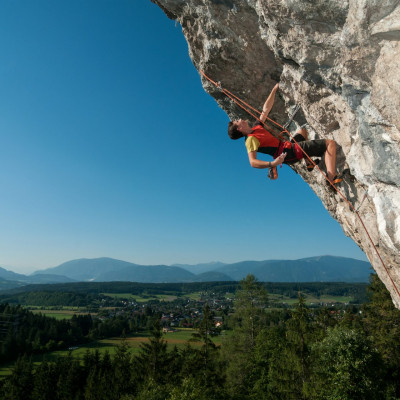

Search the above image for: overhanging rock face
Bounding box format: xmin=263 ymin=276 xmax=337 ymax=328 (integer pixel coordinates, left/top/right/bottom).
xmin=151 ymin=0 xmax=400 ymax=308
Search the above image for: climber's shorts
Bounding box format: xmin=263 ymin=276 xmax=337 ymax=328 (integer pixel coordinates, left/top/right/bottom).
xmin=283 ymin=134 xmax=326 ymax=163
xmin=297 ymin=139 xmax=327 ymax=157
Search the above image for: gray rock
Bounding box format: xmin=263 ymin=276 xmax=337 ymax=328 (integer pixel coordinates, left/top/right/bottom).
xmin=152 ymin=0 xmax=400 ymax=308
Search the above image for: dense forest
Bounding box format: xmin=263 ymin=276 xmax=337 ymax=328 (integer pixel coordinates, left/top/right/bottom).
xmin=1 ymin=274 xmax=399 ymax=399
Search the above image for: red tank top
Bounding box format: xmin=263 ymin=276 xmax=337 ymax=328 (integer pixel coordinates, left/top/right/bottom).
xmin=247 ymin=125 xmax=280 ymax=148
xmin=247 ymin=124 xmax=304 ymax=161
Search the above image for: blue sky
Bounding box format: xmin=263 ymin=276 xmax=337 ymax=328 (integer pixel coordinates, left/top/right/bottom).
xmin=0 ymin=0 xmax=367 ymax=273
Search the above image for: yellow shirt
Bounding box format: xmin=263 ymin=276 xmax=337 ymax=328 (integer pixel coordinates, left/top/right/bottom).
xmin=245 ymin=136 xmax=260 ymax=153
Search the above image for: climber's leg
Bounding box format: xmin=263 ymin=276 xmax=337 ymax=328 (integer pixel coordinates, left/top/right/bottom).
xmin=324 ymin=139 xmax=343 ymax=190
xmin=325 ymin=139 xmax=337 ymax=181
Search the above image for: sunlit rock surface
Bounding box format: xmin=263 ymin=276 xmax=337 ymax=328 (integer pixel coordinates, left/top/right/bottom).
xmin=151 ymin=0 xmax=400 ymax=308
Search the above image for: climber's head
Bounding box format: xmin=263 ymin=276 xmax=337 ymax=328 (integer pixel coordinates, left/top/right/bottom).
xmin=228 ymin=119 xmax=251 ymax=139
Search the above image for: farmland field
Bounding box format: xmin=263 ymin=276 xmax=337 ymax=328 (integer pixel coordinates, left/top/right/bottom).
xmin=0 ymin=328 xmax=226 ymax=378
xmin=31 ymin=309 xmax=94 ymax=320
xmin=102 ymin=292 xmax=178 ymax=302
xmin=267 ymin=292 xmax=354 ymax=306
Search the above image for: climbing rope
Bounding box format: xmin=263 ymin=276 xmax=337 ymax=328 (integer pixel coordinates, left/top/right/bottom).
xmin=200 ymin=70 xmax=400 ymax=299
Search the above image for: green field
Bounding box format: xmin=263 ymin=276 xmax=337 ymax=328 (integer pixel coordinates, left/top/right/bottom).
xmin=63 ymin=327 xmax=225 ymax=356
xmin=0 ymin=328 xmax=226 ymax=378
xmin=102 ymin=292 xmax=178 ymax=302
xmin=31 ymin=309 xmax=94 ymax=320
xmin=183 ymin=292 xmax=202 ymax=301
xmin=268 ymin=293 xmax=354 ymax=306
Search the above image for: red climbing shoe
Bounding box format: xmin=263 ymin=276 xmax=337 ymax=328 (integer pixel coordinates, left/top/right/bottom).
xmin=326 ymin=175 xmax=343 ymax=191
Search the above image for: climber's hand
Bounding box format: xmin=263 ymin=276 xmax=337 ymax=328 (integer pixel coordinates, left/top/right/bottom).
xmin=274 ymin=152 xmax=286 ymax=166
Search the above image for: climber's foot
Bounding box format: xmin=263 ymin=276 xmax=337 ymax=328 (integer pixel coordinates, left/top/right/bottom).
xmin=326 ymin=174 xmax=343 ymax=191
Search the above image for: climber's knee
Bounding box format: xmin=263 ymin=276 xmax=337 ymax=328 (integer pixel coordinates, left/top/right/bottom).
xmin=296 ymin=127 xmax=308 ymax=141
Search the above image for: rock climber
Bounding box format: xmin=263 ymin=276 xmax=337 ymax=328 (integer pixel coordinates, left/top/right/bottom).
xmin=227 ymin=83 xmax=342 ymax=187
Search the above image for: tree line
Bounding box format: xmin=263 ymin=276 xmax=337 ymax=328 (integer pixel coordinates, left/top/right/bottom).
xmin=0 ymin=280 xmax=368 ymax=307
xmin=1 ymin=273 xmax=400 ymax=399
xmin=0 ymin=304 xmax=151 ymax=364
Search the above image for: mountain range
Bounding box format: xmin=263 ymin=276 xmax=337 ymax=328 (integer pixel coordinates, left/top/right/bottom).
xmin=0 ymin=256 xmax=373 ymax=290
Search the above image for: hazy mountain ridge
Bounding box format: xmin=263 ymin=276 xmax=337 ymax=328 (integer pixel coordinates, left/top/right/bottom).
xmin=0 ymin=256 xmax=372 ymax=289
xmin=95 ymin=264 xmax=196 ymax=283
xmin=31 ymin=258 xmax=135 ymax=281
xmin=214 ymin=256 xmax=373 ymax=282
xmin=0 ymin=267 xmax=29 ymax=282
xmin=172 ymin=262 xmax=227 ymax=275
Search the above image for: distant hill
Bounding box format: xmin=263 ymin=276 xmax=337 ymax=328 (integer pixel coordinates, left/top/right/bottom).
xmin=28 ymin=274 xmax=76 ymax=284
xmin=31 ymin=258 xmax=135 ymax=281
xmin=215 ymin=256 xmax=373 ymax=282
xmin=0 ymin=278 xmax=27 ymax=291
xmin=194 ymin=271 xmax=234 ymax=282
xmin=173 ymin=262 xmax=227 ymax=275
xmin=32 ymin=258 xmax=196 ymax=283
xmin=0 ymin=267 xmax=28 ymax=282
xmin=95 ymin=264 xmax=196 ymax=283
xmin=0 ymin=266 xmax=75 ymax=288
xmin=27 ymin=255 xmax=372 ymax=284
xmin=0 ymin=256 xmax=372 ymax=290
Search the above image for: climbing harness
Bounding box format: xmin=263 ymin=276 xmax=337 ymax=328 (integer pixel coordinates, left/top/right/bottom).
xmin=274 ymin=140 xmax=303 ymax=163
xmin=200 ymin=70 xmax=400 ymax=299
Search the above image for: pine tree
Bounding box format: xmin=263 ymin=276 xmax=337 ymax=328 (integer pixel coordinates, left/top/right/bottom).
xmin=164 ymin=345 xmax=183 ymax=386
xmin=31 ymin=359 xmax=57 ymax=400
xmin=84 ymin=367 xmax=103 ymax=400
xmin=133 ymin=319 xmax=170 ymax=386
xmin=222 ymin=274 xmax=268 ymax=399
xmin=267 ymin=294 xmax=313 ymax=400
xmin=1 ymin=355 xmax=33 ymax=400
xmin=233 ymin=275 xmax=268 ymax=349
xmin=55 ymin=354 xmax=84 ymax=400
xmin=362 ymin=273 xmax=400 ymax=398
xmin=83 ymin=348 xmax=101 ymax=374
xmin=190 ymin=304 xmax=218 ymax=371
xmin=250 ymin=325 xmax=285 ymax=400
xmin=188 ymin=304 xmax=225 ymax=397
xmin=112 ymin=338 xmax=133 ymax=398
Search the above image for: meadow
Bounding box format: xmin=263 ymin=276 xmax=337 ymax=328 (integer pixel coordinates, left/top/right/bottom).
xmin=0 ymin=327 xmax=224 ymax=378
xmin=30 ymin=309 xmax=94 ymax=320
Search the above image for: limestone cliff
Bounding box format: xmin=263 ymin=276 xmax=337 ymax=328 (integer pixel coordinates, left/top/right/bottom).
xmin=151 ymin=0 xmax=400 ymax=308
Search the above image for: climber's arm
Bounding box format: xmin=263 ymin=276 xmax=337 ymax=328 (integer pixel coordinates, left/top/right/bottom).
xmin=259 ymin=83 xmax=279 ymax=123
xmin=248 ymin=151 xmax=286 ymax=168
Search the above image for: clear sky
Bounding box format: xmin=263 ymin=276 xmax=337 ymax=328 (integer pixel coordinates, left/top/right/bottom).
xmin=0 ymin=0 xmax=367 ymax=274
